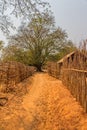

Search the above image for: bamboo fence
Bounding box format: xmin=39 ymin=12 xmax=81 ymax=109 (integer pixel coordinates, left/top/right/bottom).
xmin=0 ymin=61 xmax=36 ymax=92
xmin=47 ymin=62 xmax=59 ymax=78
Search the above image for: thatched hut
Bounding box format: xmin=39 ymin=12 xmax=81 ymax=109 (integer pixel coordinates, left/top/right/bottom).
xmin=47 ymin=50 xmax=87 ymax=79
xmin=57 ymin=51 xmax=76 ymax=79
xmin=63 ymin=50 xmax=87 ymax=70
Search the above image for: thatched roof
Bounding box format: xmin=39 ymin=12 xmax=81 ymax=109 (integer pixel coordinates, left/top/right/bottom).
xmin=57 ymin=51 xmax=76 ymax=64
xmin=57 ymin=50 xmax=87 ymax=64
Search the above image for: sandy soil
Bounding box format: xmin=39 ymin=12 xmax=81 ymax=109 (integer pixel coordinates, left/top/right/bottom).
xmin=0 ymin=73 xmax=87 ymax=130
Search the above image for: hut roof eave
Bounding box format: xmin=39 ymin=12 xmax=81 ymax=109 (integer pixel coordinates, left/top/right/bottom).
xmin=57 ymin=51 xmax=76 ymax=64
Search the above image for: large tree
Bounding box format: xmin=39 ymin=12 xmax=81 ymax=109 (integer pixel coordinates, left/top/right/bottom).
xmin=9 ymin=13 xmax=67 ymax=71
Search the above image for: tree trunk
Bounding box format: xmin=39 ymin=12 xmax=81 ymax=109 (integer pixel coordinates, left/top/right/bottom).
xmin=36 ymin=64 xmax=42 ymax=72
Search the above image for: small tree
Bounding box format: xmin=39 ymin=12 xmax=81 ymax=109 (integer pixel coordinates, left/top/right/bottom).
xmin=2 ymin=44 xmax=30 ymax=64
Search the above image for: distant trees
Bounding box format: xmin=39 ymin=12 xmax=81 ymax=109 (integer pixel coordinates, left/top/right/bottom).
xmin=2 ymin=45 xmax=29 ymax=64
xmin=48 ymin=40 xmax=76 ymax=61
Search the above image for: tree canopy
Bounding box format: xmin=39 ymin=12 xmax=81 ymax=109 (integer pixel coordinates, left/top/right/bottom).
xmin=3 ymin=12 xmax=73 ymax=71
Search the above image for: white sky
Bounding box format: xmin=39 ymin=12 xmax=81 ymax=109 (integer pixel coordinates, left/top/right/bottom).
xmin=0 ymin=0 xmax=87 ymax=45
xmin=47 ymin=0 xmax=87 ymax=44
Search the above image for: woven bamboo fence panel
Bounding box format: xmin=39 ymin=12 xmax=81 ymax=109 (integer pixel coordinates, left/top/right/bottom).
xmin=62 ymin=69 xmax=87 ymax=112
xmin=47 ymin=62 xmax=59 ymax=78
xmin=0 ymin=61 xmax=36 ymax=92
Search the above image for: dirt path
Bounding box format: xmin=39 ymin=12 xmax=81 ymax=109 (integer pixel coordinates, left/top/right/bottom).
xmin=0 ymin=73 xmax=87 ymax=130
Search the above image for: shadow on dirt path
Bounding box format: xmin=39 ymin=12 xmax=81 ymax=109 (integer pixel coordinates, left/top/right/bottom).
xmin=0 ymin=73 xmax=87 ymax=130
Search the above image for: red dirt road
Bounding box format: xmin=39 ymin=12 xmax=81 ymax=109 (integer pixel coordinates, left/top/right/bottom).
xmin=0 ymin=73 xmax=87 ymax=130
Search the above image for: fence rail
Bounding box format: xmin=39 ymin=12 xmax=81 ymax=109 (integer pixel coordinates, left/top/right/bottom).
xmin=62 ymin=69 xmax=87 ymax=112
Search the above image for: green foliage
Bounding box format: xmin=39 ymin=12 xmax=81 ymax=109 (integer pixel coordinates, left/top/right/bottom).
xmin=2 ymin=45 xmax=29 ymax=64
xmin=8 ymin=12 xmax=67 ymax=71
xmin=0 ymin=40 xmax=4 ymax=50
xmin=57 ymin=41 xmax=76 ymax=60
xmin=48 ymin=40 xmax=76 ymax=61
